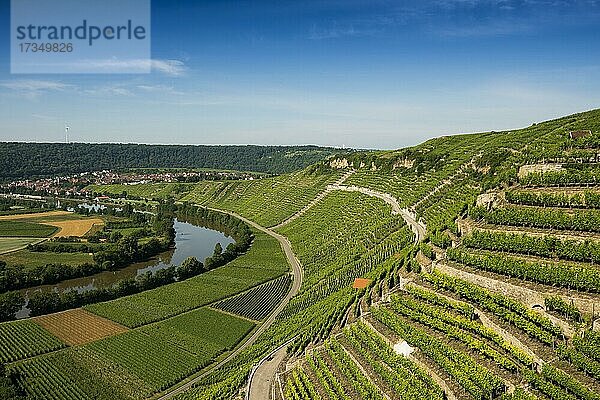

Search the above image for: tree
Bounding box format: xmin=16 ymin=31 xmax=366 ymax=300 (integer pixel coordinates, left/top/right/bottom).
xmin=177 ymin=257 xmax=205 ymax=280
xmin=0 ymin=363 xmax=24 ymax=400
xmin=0 ymin=291 xmax=25 ymax=322
xmin=213 ymin=243 xmax=223 ymax=257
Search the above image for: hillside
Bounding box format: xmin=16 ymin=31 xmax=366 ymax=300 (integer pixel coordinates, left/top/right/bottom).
xmin=0 ymin=143 xmax=347 ymax=179
xmin=2 ymin=108 xmax=600 ymax=400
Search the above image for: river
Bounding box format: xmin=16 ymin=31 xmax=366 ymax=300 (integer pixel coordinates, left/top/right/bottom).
xmin=16 ymin=219 xmax=235 ymax=318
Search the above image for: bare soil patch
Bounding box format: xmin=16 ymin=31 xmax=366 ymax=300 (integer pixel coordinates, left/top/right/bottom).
xmin=33 ymin=308 xmax=128 ymax=346
xmin=43 ymin=218 xmax=104 ymax=237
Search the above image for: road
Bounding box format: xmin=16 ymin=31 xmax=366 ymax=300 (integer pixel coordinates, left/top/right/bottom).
xmin=160 ymin=184 xmax=421 ymax=399
xmin=157 ymin=207 xmax=303 ymax=400
xmin=248 ymin=345 xmax=288 ymax=400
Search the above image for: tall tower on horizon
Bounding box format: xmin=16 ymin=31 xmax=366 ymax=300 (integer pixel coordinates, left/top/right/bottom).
xmin=65 ymin=123 xmax=70 ymax=143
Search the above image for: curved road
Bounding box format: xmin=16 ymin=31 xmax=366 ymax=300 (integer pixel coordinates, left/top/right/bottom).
xmin=157 ymin=207 xmax=303 ymax=400
xmin=160 ymin=184 xmax=422 ymax=399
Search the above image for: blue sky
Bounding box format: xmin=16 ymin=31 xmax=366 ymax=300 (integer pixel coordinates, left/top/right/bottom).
xmin=1 ymin=0 xmax=599 ymax=149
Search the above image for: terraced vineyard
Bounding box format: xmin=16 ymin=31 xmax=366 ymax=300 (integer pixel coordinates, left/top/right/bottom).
xmin=6 ymin=109 xmax=600 ymax=400
xmin=91 ymin=168 xmax=345 ymax=227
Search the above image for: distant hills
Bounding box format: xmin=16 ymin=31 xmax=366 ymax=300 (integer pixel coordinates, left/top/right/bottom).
xmin=0 ymin=143 xmax=349 ymax=179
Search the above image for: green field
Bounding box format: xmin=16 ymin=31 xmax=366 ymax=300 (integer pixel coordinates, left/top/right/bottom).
xmin=85 ymin=229 xmax=287 ymax=327
xmin=8 ymin=308 xmax=254 ymax=399
xmin=0 ymin=220 xmax=57 ymax=237
xmin=0 ymin=249 xmax=94 ymax=268
xmin=139 ymin=307 xmax=254 ymax=359
xmin=0 ymin=237 xmax=39 ymax=254
xmin=0 ymin=319 xmax=66 ymax=363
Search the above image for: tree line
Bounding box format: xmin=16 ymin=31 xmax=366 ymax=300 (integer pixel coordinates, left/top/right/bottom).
xmin=0 ymin=143 xmax=345 ymax=180
xmin=0 ymin=205 xmax=174 ymax=294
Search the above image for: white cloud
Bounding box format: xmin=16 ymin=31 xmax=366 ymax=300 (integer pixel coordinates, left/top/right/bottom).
xmin=84 ymin=85 xmax=134 ymax=97
xmin=0 ymin=80 xmax=71 ymax=92
xmin=150 ymin=60 xmax=187 ymax=76
xmin=46 ymin=58 xmax=187 ymax=76
xmin=0 ymin=79 xmax=72 ymax=99
xmin=137 ymin=84 xmax=185 ymax=95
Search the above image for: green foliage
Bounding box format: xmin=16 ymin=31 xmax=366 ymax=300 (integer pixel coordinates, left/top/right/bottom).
xmin=448 ymin=247 xmax=600 ymax=293
xmin=520 ymin=166 xmax=600 ymax=186
xmin=284 ymin=366 xmax=321 ymax=400
xmin=344 ymin=321 xmax=444 ymax=400
xmin=0 ymin=221 xmax=57 ymax=237
xmin=423 ymin=270 xmax=563 ymax=345
xmin=0 ymin=291 xmax=25 ymax=322
xmin=419 ymin=242 xmax=434 ymax=259
xmin=0 ymin=143 xmax=345 ymax=179
xmin=472 ymin=204 xmax=600 ymax=232
xmin=465 ymin=228 xmax=600 ymax=264
xmin=372 ymin=305 xmax=506 ymax=399
xmin=430 ymin=230 xmax=451 ymax=248
xmin=544 ymin=296 xmax=582 ymax=322
xmin=212 ymin=274 xmax=291 ymax=320
xmin=0 ymin=320 xmax=65 ymax=363
xmin=324 ymin=337 xmax=383 ymax=400
xmin=506 ymin=189 xmax=600 ymax=208
xmin=139 ymin=308 xmax=254 ymax=361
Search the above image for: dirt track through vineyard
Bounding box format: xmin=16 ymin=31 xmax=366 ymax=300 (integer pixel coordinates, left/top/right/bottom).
xmin=158 ymin=206 xmax=303 ymax=399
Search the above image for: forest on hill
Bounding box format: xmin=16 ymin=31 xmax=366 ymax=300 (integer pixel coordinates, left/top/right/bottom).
xmin=0 ymin=143 xmax=347 ymax=179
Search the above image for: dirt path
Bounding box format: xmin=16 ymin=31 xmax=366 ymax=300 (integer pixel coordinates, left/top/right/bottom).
xmin=157 ymin=207 xmax=303 ymax=400
xmin=271 ymin=170 xmax=355 ymax=229
xmin=410 ymin=156 xmax=480 ymax=212
xmin=330 ymin=185 xmax=426 ymax=242
xmin=247 ymin=345 xmax=288 ymax=400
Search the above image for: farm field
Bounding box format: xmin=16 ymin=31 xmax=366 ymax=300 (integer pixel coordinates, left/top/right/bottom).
xmin=84 ymin=228 xmax=288 ymax=327
xmin=0 ymin=210 xmax=105 ymax=237
xmin=0 ymin=319 xmax=66 ymax=364
xmin=0 ymin=220 xmax=57 ymax=237
xmin=7 ymin=307 xmax=255 ymax=399
xmin=0 ymin=237 xmax=39 ymax=254
xmin=0 ymin=210 xmax=71 ymax=221
xmin=33 ymin=309 xmax=128 ymax=346
xmin=211 ymin=274 xmax=292 ymax=320
xmin=45 ymin=217 xmax=104 ymax=237
xmin=0 ymin=249 xmax=93 ymax=267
